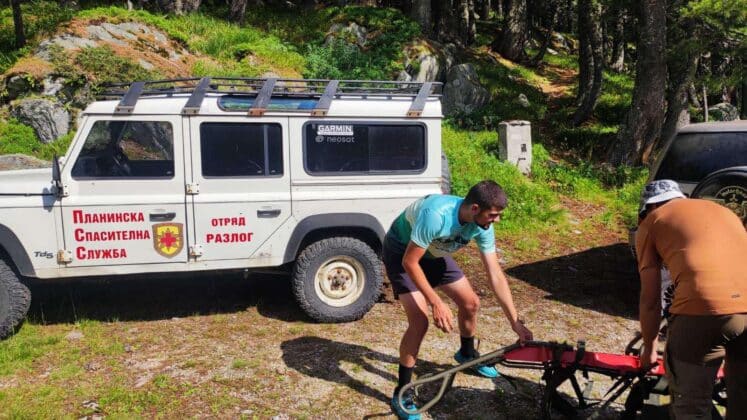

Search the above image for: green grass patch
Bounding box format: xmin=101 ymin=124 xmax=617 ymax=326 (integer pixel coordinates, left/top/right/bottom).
xmin=0 ymin=325 xmax=62 ymax=376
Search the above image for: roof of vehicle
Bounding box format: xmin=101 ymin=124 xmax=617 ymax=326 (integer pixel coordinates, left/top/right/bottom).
xmin=678 ymin=120 xmax=747 ymax=133
xmin=84 ymin=77 xmax=444 ymax=119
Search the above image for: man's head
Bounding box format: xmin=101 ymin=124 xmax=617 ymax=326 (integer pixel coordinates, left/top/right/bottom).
xmin=463 ymin=180 xmax=507 ymax=229
xmin=638 ymin=179 xmax=686 ymax=220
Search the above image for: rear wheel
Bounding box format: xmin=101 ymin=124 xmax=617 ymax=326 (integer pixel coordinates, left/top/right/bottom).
xmin=0 ymin=257 xmax=31 ymax=340
xmin=292 ymin=237 xmax=383 ymax=322
xmin=691 ymin=166 xmax=747 ymax=225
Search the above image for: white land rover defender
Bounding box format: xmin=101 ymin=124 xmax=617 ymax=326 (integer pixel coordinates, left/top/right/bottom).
xmin=0 ymin=78 xmax=447 ymax=339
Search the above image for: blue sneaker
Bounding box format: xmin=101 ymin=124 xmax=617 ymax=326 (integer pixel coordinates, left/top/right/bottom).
xmin=391 ymin=390 xmax=421 ymax=420
xmin=454 ymin=350 xmax=500 ymax=378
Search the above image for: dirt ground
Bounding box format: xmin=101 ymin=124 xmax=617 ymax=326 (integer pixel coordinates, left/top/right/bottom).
xmin=2 ymin=215 xmax=656 ymax=419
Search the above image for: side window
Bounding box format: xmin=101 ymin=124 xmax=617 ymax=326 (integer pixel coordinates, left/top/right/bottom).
xmin=71 ymin=120 xmax=174 ymax=179
xmin=200 ymin=123 xmax=283 ymax=177
xmin=304 ymin=123 xmax=426 ymax=174
xmin=655 ymin=132 xmax=747 ymax=183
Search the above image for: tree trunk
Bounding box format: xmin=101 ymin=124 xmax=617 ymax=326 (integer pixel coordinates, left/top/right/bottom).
xmin=229 ymin=0 xmax=248 ymax=24
xmin=742 ymin=78 xmax=747 ymax=119
xmin=573 ymin=0 xmax=604 ymax=126
xmin=607 ymin=0 xmax=667 ymax=166
xmin=410 ymin=0 xmax=433 ymax=36
xmin=480 ymin=0 xmax=490 ymax=20
xmin=529 ymin=0 xmax=558 ymax=66
xmin=11 ymin=0 xmax=25 ymax=49
xmin=492 ymin=0 xmax=528 ymax=62
xmin=609 ymin=3 xmax=625 ymax=72
xmin=609 ymin=0 xmax=667 ymax=165
xmin=657 ymin=55 xmax=698 ymax=158
xmin=467 ymin=0 xmax=477 ymax=44
xmin=575 ymin=0 xmax=593 ymax=107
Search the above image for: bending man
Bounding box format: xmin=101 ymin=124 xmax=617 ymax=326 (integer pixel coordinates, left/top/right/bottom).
xmin=385 ymin=180 xmax=532 ymax=419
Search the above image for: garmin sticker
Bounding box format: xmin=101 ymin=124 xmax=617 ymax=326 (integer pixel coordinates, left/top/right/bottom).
xmin=317 ymin=125 xmax=354 ymax=136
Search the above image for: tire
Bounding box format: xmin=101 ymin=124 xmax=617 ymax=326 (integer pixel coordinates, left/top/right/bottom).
xmin=0 ymin=257 xmax=31 ymax=340
xmin=691 ymin=166 xmax=747 ymax=225
xmin=292 ymin=237 xmax=383 ymax=323
xmin=441 ymin=152 xmax=451 ymax=195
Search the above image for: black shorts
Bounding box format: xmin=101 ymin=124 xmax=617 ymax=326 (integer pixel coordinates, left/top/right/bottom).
xmin=382 ymin=243 xmax=465 ymax=299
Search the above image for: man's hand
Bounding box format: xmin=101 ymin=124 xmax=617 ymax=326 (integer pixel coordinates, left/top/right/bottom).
xmin=431 ymin=299 xmax=454 ymax=333
xmin=512 ymin=320 xmax=533 ymax=344
xmin=640 ymin=344 xmax=659 ymax=371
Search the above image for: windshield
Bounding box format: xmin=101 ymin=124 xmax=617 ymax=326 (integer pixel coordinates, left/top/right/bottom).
xmin=655 ymin=132 xmax=747 ymax=183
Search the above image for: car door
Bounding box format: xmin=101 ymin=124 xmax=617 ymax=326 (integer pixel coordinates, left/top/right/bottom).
xmin=59 ymin=116 xmax=189 ymax=267
xmin=187 ymin=117 xmax=291 ymax=262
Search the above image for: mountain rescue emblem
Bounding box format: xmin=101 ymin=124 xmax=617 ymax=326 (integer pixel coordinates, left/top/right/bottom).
xmin=152 ymin=223 xmax=184 ymax=258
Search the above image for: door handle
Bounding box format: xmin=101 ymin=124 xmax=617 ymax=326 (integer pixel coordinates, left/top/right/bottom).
xmin=257 ymin=208 xmax=281 ymax=218
xmin=149 ymin=212 xmax=176 ymax=221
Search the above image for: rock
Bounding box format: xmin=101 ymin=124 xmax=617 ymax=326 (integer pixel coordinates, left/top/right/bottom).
xmin=396 ymin=70 xmax=412 ymax=82
xmin=11 ymin=98 xmax=70 ymax=144
xmin=708 ymin=102 xmax=740 ymax=121
xmin=401 ymin=41 xmax=457 ymax=83
xmin=86 ymin=25 xmax=126 ymax=46
xmin=66 ymin=330 xmax=84 ymax=340
xmin=42 ymin=77 xmax=65 ymax=96
xmin=0 ymin=154 xmax=51 ymax=171
xmin=546 ymin=48 xmax=558 ymax=56
xmin=5 ymin=75 xmax=34 ymax=100
xmin=138 ymin=59 xmax=155 ymax=70
xmin=326 ymin=22 xmax=368 ymax=48
xmin=442 ymin=63 xmax=490 ymax=116
xmin=35 ymin=36 xmax=97 ymax=60
xmin=518 ymin=93 xmax=530 ymax=108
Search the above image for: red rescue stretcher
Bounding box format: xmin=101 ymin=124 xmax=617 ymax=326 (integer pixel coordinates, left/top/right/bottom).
xmin=397 ymin=340 xmax=726 ymax=419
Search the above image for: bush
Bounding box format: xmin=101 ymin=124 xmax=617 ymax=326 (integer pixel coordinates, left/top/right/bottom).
xmin=75 ymin=46 xmax=160 ymax=86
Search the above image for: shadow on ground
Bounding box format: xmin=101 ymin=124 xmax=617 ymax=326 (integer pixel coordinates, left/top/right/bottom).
xmin=507 ymin=243 xmax=640 ymax=319
xmin=24 ymin=270 xmax=310 ymax=324
xmin=281 ymin=336 xmax=627 ymax=419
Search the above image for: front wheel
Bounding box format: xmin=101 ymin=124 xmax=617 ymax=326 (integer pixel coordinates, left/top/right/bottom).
xmin=292 ymin=237 xmax=383 ymax=323
xmin=0 ymin=257 xmax=31 ymax=340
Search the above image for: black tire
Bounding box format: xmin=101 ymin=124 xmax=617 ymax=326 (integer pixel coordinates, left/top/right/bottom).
xmin=441 ymin=152 xmax=451 ymax=195
xmin=0 ymin=256 xmax=31 ymax=340
xmin=292 ymin=237 xmax=383 ymax=323
xmin=691 ymin=166 xmax=747 ymax=225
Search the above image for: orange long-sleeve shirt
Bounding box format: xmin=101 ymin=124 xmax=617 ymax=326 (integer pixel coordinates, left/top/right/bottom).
xmin=636 ymin=199 xmax=747 ymax=315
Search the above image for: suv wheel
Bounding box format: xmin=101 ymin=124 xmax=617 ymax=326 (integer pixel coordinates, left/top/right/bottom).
xmin=0 ymin=257 xmax=31 ymax=340
xmin=691 ymin=166 xmax=747 ymax=225
xmin=292 ymin=237 xmax=383 ymax=322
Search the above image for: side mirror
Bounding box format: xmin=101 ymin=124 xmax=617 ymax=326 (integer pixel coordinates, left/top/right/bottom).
xmin=53 ymin=155 xmax=68 ymax=197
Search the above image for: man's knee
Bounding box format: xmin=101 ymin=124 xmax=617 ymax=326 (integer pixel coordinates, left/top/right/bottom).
xmin=407 ymin=313 xmax=429 ymax=336
xmin=460 ymin=294 xmax=480 ymax=317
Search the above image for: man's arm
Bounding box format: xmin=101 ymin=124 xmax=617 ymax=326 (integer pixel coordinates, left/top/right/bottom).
xmin=479 ymin=251 xmax=533 ymax=342
xmin=402 ymin=242 xmax=454 ymax=332
xmin=639 ymin=267 xmax=662 ymax=368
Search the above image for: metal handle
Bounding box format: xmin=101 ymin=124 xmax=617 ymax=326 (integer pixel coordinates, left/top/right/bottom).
xmin=257 ymin=208 xmax=281 ymax=218
xmin=149 ymin=212 xmax=176 ymax=221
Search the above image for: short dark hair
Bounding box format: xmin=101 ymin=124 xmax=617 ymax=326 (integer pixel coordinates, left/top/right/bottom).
xmin=464 ymin=180 xmax=507 ymax=209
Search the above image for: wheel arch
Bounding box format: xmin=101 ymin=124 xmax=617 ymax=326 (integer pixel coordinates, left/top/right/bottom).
xmin=0 ymin=224 xmax=35 ymax=277
xmin=283 ymin=213 xmax=385 ymax=264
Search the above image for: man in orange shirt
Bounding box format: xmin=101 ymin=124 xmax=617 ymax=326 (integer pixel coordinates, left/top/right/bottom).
xmin=635 ymin=179 xmax=747 ymax=418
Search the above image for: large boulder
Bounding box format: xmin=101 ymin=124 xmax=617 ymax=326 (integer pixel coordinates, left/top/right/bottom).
xmin=326 ymin=22 xmax=368 ymax=48
xmin=708 ymin=102 xmax=740 ymax=121
xmin=401 ymin=41 xmax=456 ymax=83
xmin=442 ymin=64 xmax=490 ymax=116
xmin=0 ymin=154 xmax=51 ymax=171
xmin=10 ymin=98 xmax=70 ymax=144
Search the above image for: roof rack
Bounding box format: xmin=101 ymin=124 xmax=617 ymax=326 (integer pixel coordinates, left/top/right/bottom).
xmin=99 ymin=77 xmax=443 ymax=117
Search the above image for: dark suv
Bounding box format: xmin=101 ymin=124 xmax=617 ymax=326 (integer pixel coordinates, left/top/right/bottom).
xmin=630 ymin=121 xmax=747 ymax=254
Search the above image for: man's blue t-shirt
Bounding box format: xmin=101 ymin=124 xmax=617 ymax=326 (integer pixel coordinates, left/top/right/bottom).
xmin=385 ymin=195 xmax=496 ymax=258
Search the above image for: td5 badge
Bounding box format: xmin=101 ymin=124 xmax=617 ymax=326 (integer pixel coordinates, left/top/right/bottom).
xmin=152 ymin=223 xmax=184 ymax=258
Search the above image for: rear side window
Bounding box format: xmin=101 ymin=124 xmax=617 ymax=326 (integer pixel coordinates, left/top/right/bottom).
xmin=304 ymin=123 xmax=426 ymax=174
xmin=655 ymin=132 xmax=747 ymax=183
xmin=71 ymin=120 xmax=174 ymax=179
xmin=200 ymin=123 xmax=283 ymax=177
